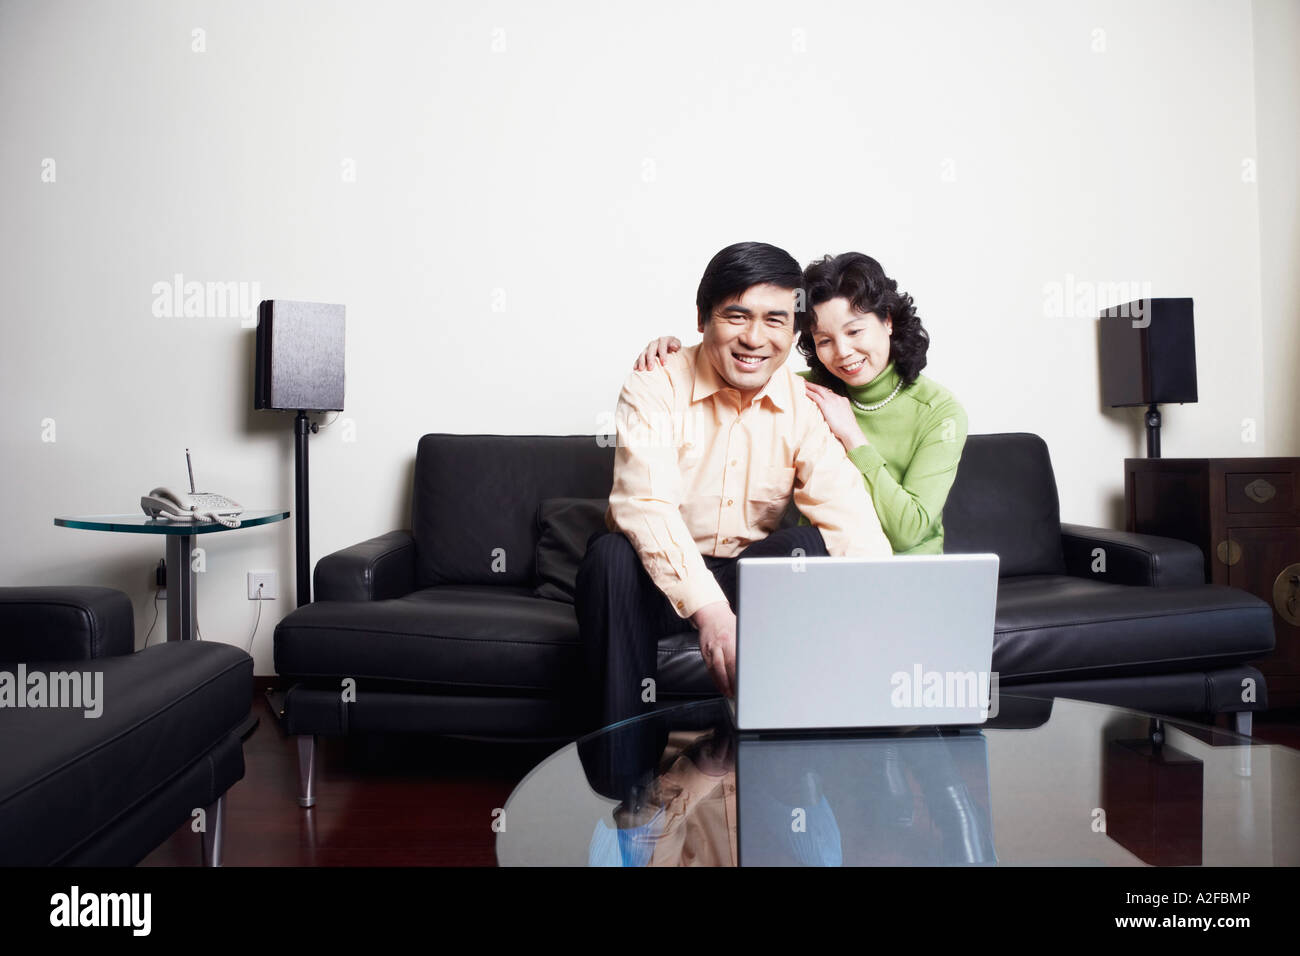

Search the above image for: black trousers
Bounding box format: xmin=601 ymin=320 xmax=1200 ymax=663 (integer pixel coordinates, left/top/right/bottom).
xmin=576 ymin=525 xmax=829 ymax=727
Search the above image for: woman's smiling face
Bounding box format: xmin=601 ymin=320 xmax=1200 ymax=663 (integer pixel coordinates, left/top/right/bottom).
xmin=810 ymin=296 xmax=893 ymax=388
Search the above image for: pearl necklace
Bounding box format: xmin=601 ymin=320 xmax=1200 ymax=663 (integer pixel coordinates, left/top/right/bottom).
xmin=851 ymin=378 xmax=904 ymax=412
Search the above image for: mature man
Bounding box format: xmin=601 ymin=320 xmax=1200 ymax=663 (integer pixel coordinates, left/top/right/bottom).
xmin=577 ymin=241 xmax=892 ymax=727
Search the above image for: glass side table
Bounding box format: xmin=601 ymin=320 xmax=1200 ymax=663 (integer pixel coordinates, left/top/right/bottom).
xmin=54 ymin=510 xmax=289 ymax=643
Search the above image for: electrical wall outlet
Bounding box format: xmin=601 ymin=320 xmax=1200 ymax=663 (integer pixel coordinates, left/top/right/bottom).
xmin=247 ymin=571 xmax=277 ymax=600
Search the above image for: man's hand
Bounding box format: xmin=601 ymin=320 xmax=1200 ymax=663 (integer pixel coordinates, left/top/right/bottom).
xmin=804 ymin=381 xmax=869 ymax=452
xmin=634 ymin=336 xmax=683 ymax=371
xmin=692 ymin=600 xmax=736 ymax=698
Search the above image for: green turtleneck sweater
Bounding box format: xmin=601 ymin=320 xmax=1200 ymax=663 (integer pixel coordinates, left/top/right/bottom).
xmin=797 ymin=361 xmax=968 ymax=554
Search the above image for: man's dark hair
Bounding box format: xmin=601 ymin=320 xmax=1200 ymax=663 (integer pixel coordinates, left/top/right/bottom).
xmin=696 ymin=242 xmax=804 ymax=327
xmin=797 ymin=252 xmax=930 ymax=390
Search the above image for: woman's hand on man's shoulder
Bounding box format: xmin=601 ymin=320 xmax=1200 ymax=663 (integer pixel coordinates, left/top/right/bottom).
xmin=634 ymin=336 xmax=682 ymax=371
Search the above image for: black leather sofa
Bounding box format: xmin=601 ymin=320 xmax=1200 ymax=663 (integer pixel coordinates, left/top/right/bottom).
xmin=0 ymin=587 xmax=252 ymax=865
xmin=275 ymin=432 xmax=1274 ymax=804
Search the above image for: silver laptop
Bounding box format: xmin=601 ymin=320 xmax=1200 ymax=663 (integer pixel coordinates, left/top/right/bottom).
xmin=735 ymin=554 xmax=1000 ymax=731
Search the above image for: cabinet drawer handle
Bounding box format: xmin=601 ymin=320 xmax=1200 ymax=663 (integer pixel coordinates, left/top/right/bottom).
xmin=1275 ymin=564 xmax=1300 ymax=627
xmin=1244 ymin=478 xmax=1277 ymax=504
xmin=1217 ymin=539 xmax=1242 ymax=566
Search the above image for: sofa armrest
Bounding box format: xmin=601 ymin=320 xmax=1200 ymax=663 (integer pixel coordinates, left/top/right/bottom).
xmin=0 ymin=587 xmax=135 ymax=662
xmin=313 ymin=531 xmax=417 ymax=602
xmin=1061 ymin=523 xmax=1206 ymax=587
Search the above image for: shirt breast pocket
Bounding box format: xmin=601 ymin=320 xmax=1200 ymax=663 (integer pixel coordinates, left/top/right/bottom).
xmin=745 ymin=466 xmax=796 ymax=530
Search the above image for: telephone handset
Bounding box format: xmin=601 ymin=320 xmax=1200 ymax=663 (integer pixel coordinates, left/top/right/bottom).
xmin=141 ymin=488 xmax=243 ymax=528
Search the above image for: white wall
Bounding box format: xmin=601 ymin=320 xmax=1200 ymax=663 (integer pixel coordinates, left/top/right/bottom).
xmin=0 ymin=0 xmax=1287 ymax=673
xmin=1253 ymin=0 xmax=1300 ymax=457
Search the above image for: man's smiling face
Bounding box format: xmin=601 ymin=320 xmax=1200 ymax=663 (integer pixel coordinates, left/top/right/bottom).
xmin=697 ymin=283 xmax=796 ymax=401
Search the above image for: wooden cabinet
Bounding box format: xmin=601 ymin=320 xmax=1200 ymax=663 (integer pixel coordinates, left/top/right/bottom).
xmin=1125 ymin=457 xmax=1300 ymax=709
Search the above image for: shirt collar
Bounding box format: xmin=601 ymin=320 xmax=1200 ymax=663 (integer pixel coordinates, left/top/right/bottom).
xmin=691 ymin=346 xmax=790 ymax=412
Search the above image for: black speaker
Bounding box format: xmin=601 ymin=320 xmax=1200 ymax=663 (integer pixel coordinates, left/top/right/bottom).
xmin=1098 ymin=298 xmax=1197 ymax=407
xmin=254 ymin=300 xmax=346 ymax=412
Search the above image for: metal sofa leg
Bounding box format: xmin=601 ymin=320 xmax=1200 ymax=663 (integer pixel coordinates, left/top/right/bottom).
xmin=200 ymin=796 xmax=226 ymax=867
xmin=1234 ymin=712 xmax=1253 ymax=737
xmin=297 ymin=735 xmax=317 ymax=808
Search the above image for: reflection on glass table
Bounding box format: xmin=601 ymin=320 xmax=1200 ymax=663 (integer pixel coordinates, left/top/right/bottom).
xmin=496 ymin=696 xmax=1300 ymax=867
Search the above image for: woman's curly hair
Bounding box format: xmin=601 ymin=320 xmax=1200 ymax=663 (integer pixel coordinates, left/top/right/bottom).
xmin=797 ymin=253 xmax=930 ymax=392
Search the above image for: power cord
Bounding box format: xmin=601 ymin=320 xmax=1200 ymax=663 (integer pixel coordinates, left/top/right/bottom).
xmin=142 ymin=589 xmax=162 ymax=647
xmin=246 ymin=584 xmax=263 ymax=654
xmin=156 ymin=575 xmax=263 ymax=653
xmin=199 ymin=589 xmax=262 ymax=652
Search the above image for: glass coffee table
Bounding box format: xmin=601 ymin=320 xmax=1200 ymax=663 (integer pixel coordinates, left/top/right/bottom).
xmin=496 ymin=696 xmax=1300 ymax=866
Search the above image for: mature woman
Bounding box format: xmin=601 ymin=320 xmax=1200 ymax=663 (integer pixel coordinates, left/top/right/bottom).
xmin=634 ymin=252 xmax=967 ymax=554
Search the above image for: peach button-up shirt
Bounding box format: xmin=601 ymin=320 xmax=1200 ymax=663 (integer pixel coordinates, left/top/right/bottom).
xmin=605 ymin=344 xmax=892 ymax=619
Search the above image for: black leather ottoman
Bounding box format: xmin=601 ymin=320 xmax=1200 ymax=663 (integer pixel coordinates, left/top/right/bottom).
xmin=0 ymin=587 xmax=252 ymax=866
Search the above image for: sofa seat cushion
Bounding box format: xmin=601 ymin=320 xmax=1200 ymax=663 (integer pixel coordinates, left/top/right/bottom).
xmin=0 ymin=641 xmax=252 ymax=866
xmin=993 ymin=575 xmax=1275 ymax=683
xmin=275 ymin=585 xmax=588 ymax=693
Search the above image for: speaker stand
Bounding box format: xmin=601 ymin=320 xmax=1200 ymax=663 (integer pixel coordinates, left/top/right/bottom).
xmin=1144 ymin=403 xmax=1162 ymax=459
xmin=293 ymin=410 xmax=318 ymax=607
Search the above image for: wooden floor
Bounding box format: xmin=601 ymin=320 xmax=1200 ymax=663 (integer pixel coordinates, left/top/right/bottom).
xmin=140 ymin=693 xmax=560 ymax=867
xmin=140 ymin=697 xmax=1300 ymax=867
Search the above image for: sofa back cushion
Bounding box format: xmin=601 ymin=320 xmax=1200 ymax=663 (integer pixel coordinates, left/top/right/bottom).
xmin=413 ymin=434 xmax=615 ymax=587
xmin=414 ymin=431 xmax=1066 ymax=587
xmin=942 ymin=433 xmax=1066 ymax=576
xmin=534 ymin=498 xmax=610 ymax=603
